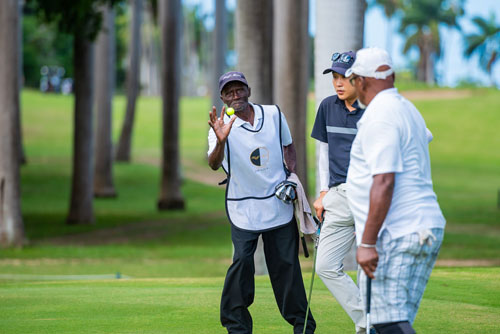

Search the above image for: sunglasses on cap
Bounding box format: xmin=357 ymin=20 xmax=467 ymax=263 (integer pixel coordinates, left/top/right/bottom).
xmin=331 ymin=52 xmax=353 ymax=64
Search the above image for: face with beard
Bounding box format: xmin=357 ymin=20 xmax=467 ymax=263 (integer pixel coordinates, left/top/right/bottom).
xmin=357 ymin=99 xmax=367 ymax=109
xmin=349 ymin=75 xmax=368 ymax=108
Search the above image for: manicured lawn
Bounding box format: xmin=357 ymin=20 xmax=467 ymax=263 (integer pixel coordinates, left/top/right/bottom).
xmin=0 ymin=88 xmax=497 ymax=333
xmin=14 ymin=88 xmax=500 ymax=259
xmin=1 ymin=268 xmax=499 ymax=334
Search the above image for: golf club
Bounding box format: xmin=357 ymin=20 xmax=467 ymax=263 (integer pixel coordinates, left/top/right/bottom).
xmin=302 ymin=214 xmax=323 ymax=334
xmin=366 ymin=276 xmax=372 ymax=334
xmin=301 ymin=235 xmax=309 ymax=258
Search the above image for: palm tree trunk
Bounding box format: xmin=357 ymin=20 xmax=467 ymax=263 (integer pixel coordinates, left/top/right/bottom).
xmin=236 ymin=0 xmax=274 ymax=275
xmin=67 ymin=31 xmax=95 ymax=224
xmin=0 ymin=0 xmax=25 ymax=246
xmin=116 ymin=0 xmax=143 ymax=162
xmin=236 ymin=0 xmax=273 ymax=104
xmin=94 ymin=4 xmax=117 ymax=198
xmin=16 ymin=0 xmax=26 ymax=165
xmin=157 ymin=0 xmax=185 ymax=210
xmin=273 ymin=0 xmax=309 ymax=194
xmin=211 ymin=0 xmax=226 ymax=115
xmin=315 ymin=0 xmax=366 ymax=271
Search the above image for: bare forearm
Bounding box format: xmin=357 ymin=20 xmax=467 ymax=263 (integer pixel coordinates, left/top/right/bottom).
xmin=208 ymin=141 xmax=226 ymax=170
xmin=283 ymin=143 xmax=297 ymax=173
xmin=362 ymin=173 xmax=395 ymax=244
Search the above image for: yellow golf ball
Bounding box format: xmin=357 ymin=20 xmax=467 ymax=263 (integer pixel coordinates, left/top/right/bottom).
xmin=226 ymin=107 xmax=235 ymax=116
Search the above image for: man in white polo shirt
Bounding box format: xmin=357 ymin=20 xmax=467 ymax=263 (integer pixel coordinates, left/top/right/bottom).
xmin=345 ymin=48 xmax=446 ymax=334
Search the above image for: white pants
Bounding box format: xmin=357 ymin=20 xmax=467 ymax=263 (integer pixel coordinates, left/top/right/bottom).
xmin=316 ymin=184 xmax=365 ymax=333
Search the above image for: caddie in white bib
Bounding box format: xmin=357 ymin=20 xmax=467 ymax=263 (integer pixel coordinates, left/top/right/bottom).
xmin=224 ymin=103 xmax=293 ymax=231
xmin=207 ymin=71 xmax=316 ymax=334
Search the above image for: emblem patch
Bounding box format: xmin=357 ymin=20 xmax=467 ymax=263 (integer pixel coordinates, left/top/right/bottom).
xmin=250 ymin=147 xmax=269 ymax=167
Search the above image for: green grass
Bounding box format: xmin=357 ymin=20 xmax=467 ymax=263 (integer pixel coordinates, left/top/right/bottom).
xmin=13 ymin=88 xmax=500 ymax=259
xmin=0 ymin=88 xmax=498 ymax=333
xmin=0 ymin=268 xmax=499 ymax=334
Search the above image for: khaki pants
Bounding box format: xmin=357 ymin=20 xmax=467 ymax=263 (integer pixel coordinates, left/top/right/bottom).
xmin=316 ymin=184 xmax=365 ymax=334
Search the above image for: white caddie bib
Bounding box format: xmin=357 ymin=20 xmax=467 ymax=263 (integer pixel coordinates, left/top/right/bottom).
xmin=224 ymin=104 xmax=293 ymax=231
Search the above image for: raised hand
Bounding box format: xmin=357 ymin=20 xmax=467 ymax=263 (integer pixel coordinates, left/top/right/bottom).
xmin=208 ymin=106 xmax=236 ymax=144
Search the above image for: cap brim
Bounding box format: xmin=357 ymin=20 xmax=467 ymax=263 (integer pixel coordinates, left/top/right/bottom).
xmin=323 ymin=66 xmax=348 ymax=76
xmin=220 ymin=79 xmax=248 ymax=94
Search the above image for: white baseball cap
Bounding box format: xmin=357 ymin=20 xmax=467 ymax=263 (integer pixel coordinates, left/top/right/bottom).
xmin=345 ymin=47 xmax=394 ymax=79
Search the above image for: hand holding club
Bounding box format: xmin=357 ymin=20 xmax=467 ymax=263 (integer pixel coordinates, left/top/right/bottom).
xmin=357 ymin=246 xmax=378 ymax=279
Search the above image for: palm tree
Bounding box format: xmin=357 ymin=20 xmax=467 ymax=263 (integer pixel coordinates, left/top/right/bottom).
xmin=399 ymin=0 xmax=464 ymax=84
xmin=375 ymin=0 xmax=402 ymax=19
xmin=94 ymin=4 xmax=117 ymax=198
xmin=236 ymin=0 xmax=273 ymax=104
xmin=273 ymin=0 xmax=309 ymax=195
xmin=211 ymin=0 xmax=226 ymax=115
xmin=464 ymin=14 xmax=500 ymax=87
xmin=16 ymin=0 xmax=27 ymax=165
xmin=32 ymin=0 xmax=120 ymax=224
xmin=314 ymin=0 xmax=366 ymax=270
xmin=373 ymin=0 xmax=402 ymax=57
xmin=0 ymin=0 xmax=25 ymax=247
xmin=235 ymin=0 xmax=274 ymax=275
xmin=157 ymin=0 xmax=185 ymax=210
xmin=67 ymin=30 xmax=96 ymax=224
xmin=116 ymin=0 xmax=143 ymax=162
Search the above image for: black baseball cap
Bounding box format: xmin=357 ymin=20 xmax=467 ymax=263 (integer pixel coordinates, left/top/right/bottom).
xmin=218 ymin=71 xmax=248 ymax=94
xmin=323 ymin=51 xmax=356 ymax=76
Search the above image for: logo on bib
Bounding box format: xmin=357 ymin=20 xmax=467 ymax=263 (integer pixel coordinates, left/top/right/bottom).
xmin=250 ymin=147 xmax=269 ymax=167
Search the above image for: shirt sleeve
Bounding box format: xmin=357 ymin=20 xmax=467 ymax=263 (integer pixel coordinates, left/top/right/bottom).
xmin=311 ymin=101 xmax=327 ymax=143
xmin=280 ymin=112 xmax=293 ymax=146
xmin=207 ymin=127 xmax=228 ymax=172
xmin=207 ymin=128 xmax=217 ymax=156
xmin=318 ymin=141 xmax=330 ymax=192
xmin=426 ymin=127 xmax=433 ymax=143
xmin=360 ymin=120 xmax=403 ymax=175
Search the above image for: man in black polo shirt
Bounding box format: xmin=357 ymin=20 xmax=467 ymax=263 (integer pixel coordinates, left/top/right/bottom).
xmin=311 ymin=51 xmax=368 ymax=334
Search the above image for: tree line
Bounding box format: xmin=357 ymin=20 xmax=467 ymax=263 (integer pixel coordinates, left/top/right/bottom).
xmin=0 ymin=0 xmax=188 ymax=247
xmin=373 ymin=0 xmax=500 ymax=86
xmin=1 ymin=0 xmax=498 ymax=249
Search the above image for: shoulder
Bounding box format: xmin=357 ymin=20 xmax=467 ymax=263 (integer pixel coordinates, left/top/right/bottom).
xmin=259 ymin=104 xmax=284 ymax=121
xmin=319 ymin=95 xmax=339 ymax=109
xmin=369 ymin=91 xmax=406 ymax=118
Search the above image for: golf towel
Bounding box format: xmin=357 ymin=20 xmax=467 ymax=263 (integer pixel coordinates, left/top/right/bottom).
xmin=288 ymin=173 xmax=317 ymax=235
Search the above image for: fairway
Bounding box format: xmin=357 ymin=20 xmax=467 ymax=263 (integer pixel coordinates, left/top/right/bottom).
xmin=1 ymin=268 xmax=499 ymax=334
xmin=0 ymin=89 xmax=498 ymax=333
xmin=3 ymin=0 xmax=500 ymax=332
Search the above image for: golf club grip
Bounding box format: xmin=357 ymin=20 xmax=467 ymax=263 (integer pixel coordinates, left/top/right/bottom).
xmin=301 ymin=236 xmax=309 ymax=258
xmin=366 ymin=277 xmax=372 ymax=312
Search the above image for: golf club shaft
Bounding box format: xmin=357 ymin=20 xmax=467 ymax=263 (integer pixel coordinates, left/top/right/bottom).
xmin=366 ymin=276 xmax=372 ymax=334
xmin=303 ymin=215 xmax=323 ymax=334
xmin=302 ymin=245 xmax=317 ymax=334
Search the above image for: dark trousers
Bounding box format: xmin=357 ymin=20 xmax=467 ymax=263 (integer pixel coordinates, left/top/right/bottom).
xmin=220 ymin=220 xmax=316 ymax=334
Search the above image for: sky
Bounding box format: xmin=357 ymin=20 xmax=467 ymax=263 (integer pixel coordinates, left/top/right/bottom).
xmin=362 ymin=0 xmax=500 ymax=87
xmin=186 ymin=0 xmax=500 ymax=87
